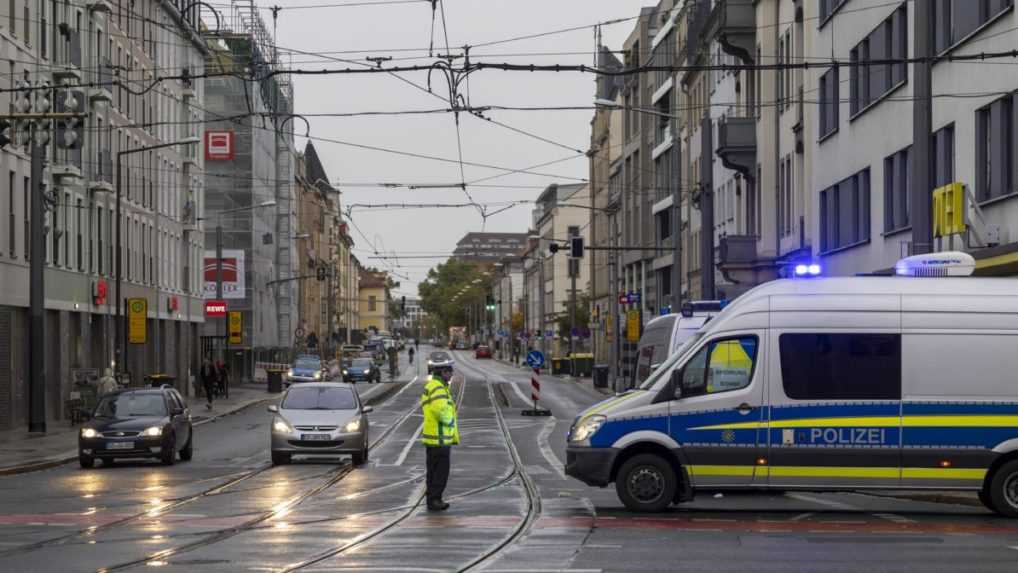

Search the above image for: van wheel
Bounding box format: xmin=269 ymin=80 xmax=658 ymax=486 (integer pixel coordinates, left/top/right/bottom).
xmin=615 ymin=454 xmax=677 ymax=513
xmin=988 ymin=460 xmax=1018 ymax=517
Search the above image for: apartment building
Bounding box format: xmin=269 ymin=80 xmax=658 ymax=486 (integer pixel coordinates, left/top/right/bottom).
xmin=359 ymin=269 xmax=391 ymax=334
xmin=0 ymin=0 xmax=207 ymax=427
xmin=295 ymin=142 xmax=339 ymax=354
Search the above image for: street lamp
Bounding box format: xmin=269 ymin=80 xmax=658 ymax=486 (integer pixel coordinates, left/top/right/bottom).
xmin=115 ymin=137 xmax=200 ymax=379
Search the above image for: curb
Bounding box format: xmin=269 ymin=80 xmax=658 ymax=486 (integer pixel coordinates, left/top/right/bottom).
xmin=860 ymin=491 xmax=985 ymax=509
xmin=0 ymin=394 xmax=275 ymax=477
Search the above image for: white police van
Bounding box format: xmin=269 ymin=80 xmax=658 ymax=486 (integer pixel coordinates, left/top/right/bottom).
xmin=634 ymin=301 xmax=724 ymax=386
xmin=566 ymin=253 xmax=1018 ymax=515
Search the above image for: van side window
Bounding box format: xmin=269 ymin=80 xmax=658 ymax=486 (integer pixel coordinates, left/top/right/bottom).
xmin=779 ymin=333 xmax=901 ymax=400
xmin=676 ymin=336 xmax=759 ymax=399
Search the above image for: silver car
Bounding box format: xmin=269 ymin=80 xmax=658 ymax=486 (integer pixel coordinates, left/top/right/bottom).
xmin=268 ymin=382 xmax=372 ymax=466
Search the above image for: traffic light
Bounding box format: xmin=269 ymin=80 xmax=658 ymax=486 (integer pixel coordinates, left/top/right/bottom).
xmin=570 ymin=236 xmax=584 ymax=258
xmin=33 ymin=80 xmax=51 ymax=146
xmin=401 ymin=296 xmax=406 ymax=314
xmin=548 ymin=243 xmax=559 ymax=254
xmin=55 ymin=88 xmax=84 ymax=149
xmin=14 ymin=77 xmax=33 ymax=148
xmin=316 ymin=265 xmax=327 ymax=281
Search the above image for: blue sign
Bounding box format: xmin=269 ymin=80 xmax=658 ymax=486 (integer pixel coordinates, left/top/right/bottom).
xmin=526 ymin=350 xmax=546 ymax=369
xmin=629 ymin=292 xmax=642 ymax=304
xmin=545 ymin=330 xmax=554 ymax=338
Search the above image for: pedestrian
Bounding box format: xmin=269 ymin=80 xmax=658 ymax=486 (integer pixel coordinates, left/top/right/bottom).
xmin=216 ymin=360 xmax=230 ymax=397
xmin=420 ymin=368 xmax=458 ymax=511
xmin=408 ymin=346 xmax=415 ymax=365
xmin=200 ymin=358 xmax=217 ymax=410
xmin=96 ymin=368 xmax=119 ymax=396
xmin=512 ymin=344 xmax=520 ymax=365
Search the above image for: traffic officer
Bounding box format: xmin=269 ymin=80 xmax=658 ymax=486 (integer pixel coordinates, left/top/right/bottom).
xmin=420 ymin=368 xmax=459 ymax=511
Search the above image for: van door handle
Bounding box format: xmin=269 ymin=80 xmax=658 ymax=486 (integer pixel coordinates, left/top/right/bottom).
xmin=736 ymin=403 xmax=754 ymax=415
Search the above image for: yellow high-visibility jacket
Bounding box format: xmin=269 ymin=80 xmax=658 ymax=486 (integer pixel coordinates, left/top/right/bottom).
xmin=420 ymin=375 xmax=459 ymax=446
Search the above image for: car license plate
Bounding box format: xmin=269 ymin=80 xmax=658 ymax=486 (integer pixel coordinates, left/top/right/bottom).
xmin=301 ymin=434 xmax=330 ymax=441
xmin=107 ymin=441 xmax=134 ymax=450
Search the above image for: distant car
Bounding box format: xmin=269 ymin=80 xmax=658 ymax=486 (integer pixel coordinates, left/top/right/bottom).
xmin=287 ymin=356 xmax=327 ymax=384
xmin=456 ymin=341 xmax=468 ymax=350
xmin=269 ymin=382 xmax=372 ymax=466
xmin=343 ymin=357 xmax=381 ymax=383
xmin=427 ymin=351 xmax=455 ymax=375
xmin=475 ymin=345 xmax=492 ymax=359
xmin=78 ymin=387 xmax=193 ymax=468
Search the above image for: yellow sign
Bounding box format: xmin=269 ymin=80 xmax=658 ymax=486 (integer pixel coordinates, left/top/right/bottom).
xmin=128 ymin=298 xmax=147 ymax=344
xmin=933 ymin=182 xmax=967 ymax=238
xmin=605 ymin=315 xmax=614 ymax=343
xmin=626 ymin=310 xmax=641 ymax=343
xmin=228 ymin=311 xmax=243 ymax=345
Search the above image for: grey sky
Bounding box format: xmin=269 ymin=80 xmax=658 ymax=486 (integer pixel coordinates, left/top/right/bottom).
xmin=272 ymin=0 xmax=654 ymax=295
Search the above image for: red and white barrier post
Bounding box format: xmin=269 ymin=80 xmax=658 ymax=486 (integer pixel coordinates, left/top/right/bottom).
xmin=522 ymin=367 xmax=552 ymax=416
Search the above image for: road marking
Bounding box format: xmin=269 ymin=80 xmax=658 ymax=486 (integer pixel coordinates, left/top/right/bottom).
xmin=537 ymin=418 xmax=567 ymax=480
xmin=386 ymin=423 xmax=423 ymax=467
xmin=1009 ymin=546 xmax=1018 ymax=551
xmin=874 ymin=513 xmax=916 ymax=524
xmin=787 ymin=493 xmax=860 ymax=511
xmin=507 ymin=379 xmax=535 ymax=408
xmin=791 ymin=512 xmax=814 ymax=522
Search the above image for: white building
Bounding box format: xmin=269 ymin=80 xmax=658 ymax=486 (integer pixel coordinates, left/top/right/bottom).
xmin=0 ymin=0 xmax=208 ymax=428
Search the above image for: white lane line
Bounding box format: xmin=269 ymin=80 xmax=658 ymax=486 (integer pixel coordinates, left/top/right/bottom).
xmin=790 ymin=512 xmax=815 ymax=522
xmin=786 ymin=493 xmax=860 ymax=511
xmin=537 ymin=418 xmax=567 ymax=481
xmin=1008 ymin=546 xmax=1018 ymax=551
xmin=874 ymin=512 xmax=916 ymax=524
xmin=386 ymin=423 xmax=423 ymax=467
xmin=507 ymin=379 xmax=535 ymax=408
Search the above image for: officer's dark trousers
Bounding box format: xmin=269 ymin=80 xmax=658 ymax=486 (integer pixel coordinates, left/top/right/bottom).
xmin=426 ymin=446 xmax=451 ymax=502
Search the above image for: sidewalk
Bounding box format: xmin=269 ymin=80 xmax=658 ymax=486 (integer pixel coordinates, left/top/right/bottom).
xmin=494 ymin=357 xmax=615 ymax=397
xmin=0 ymin=383 xmax=274 ymax=476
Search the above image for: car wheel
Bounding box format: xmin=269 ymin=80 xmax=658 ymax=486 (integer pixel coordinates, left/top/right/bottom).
xmin=271 ymin=451 xmax=291 ymax=466
xmin=352 ymin=447 xmax=368 ymax=466
xmin=615 ymin=453 xmax=677 ymax=513
xmin=79 ymin=455 xmax=95 ymax=469
xmin=988 ymin=459 xmax=1018 ymax=517
xmin=161 ymin=436 xmax=177 ymax=465
xmin=180 ymin=430 xmax=194 ymax=461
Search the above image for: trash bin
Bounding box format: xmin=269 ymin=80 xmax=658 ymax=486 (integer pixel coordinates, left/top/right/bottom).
xmin=571 ymin=354 xmax=594 ymax=377
xmin=146 ymin=374 xmax=175 ymax=388
xmin=267 ymin=369 xmax=285 ymax=393
xmin=592 ymin=364 xmax=609 ymax=388
xmin=551 ymin=357 xmax=570 ymax=376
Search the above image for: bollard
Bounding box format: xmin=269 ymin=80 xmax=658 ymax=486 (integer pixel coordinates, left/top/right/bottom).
xmin=521 ymin=367 xmax=552 ymax=417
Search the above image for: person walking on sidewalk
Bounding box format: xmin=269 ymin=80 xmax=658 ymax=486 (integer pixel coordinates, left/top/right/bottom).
xmin=96 ymin=368 xmax=119 ymax=396
xmin=200 ymin=358 xmax=217 ymax=410
xmin=420 ymin=368 xmax=459 ymax=511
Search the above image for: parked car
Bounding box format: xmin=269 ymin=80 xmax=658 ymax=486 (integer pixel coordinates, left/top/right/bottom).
xmin=78 ymin=387 xmax=193 ymax=468
xmin=269 ymin=382 xmax=372 ymax=466
xmin=426 ymin=351 xmax=455 ymax=375
xmin=343 ymin=357 xmax=381 ymax=383
xmin=475 ymin=345 xmax=492 ymax=359
xmin=287 ymin=356 xmax=327 ymax=385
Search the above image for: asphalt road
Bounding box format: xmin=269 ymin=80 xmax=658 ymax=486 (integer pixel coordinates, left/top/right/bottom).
xmin=1 ymin=347 xmax=1016 ymax=572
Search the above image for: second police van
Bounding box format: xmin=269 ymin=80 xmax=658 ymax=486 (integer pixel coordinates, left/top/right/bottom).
xmin=565 ymin=253 xmax=1018 ymax=516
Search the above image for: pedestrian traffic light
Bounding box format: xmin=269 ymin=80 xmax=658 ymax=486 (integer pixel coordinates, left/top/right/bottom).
xmin=55 ymin=88 xmax=85 ymax=149
xmin=570 ymin=236 xmax=584 ymax=258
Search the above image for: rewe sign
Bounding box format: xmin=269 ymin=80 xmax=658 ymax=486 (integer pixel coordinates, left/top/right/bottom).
xmin=205 ymin=300 xmax=227 ymax=317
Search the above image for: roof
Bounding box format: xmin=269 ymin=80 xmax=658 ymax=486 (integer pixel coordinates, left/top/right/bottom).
xmin=359 ymin=270 xmax=388 ymax=289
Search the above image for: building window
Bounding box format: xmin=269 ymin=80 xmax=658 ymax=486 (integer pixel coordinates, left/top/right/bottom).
xmin=818 ymin=67 xmax=838 ymax=139
xmin=934 ymin=0 xmax=1014 ymax=54
xmin=883 ymin=146 xmax=911 ymax=233
xmin=369 ymin=295 xmax=377 ymax=312
xmin=935 ymin=123 xmax=955 ymax=188
xmin=820 ymin=168 xmax=870 ymax=253
xmin=76 ymin=198 xmax=83 ymax=271
xmin=976 ymin=94 xmax=1015 ymax=203
xmin=7 ymin=170 xmax=14 ymax=258
xmin=819 ymin=0 xmax=849 ymax=25
xmin=656 ymin=209 xmax=672 ymax=244
xmin=850 ymin=4 xmax=907 ymax=117
xmin=23 ymin=176 xmax=29 ymax=260
xmin=63 ymin=192 xmax=69 ymax=267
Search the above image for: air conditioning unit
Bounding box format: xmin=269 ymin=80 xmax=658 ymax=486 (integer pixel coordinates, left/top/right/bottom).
xmin=894 ymin=252 xmax=976 ymax=277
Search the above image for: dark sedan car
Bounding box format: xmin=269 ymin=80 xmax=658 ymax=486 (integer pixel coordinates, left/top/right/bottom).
xmin=475 ymin=345 xmax=492 ymax=359
xmin=78 ymin=387 xmax=193 ymax=468
xmin=343 ymin=358 xmax=381 ymax=383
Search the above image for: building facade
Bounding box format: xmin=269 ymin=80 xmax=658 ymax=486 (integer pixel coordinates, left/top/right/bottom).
xmin=358 ymin=270 xmax=391 ymax=334
xmin=452 ymin=232 xmax=530 ymax=262
xmin=0 ymin=0 xmax=208 ymax=428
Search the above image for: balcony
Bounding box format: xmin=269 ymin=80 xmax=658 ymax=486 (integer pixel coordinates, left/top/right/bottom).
xmin=718 ymin=235 xmax=778 ymax=287
xmin=716 ymin=116 xmax=756 ymax=177
xmin=685 ymin=0 xmax=711 ymax=63
xmin=52 ymin=31 xmax=83 ymax=83
xmin=89 ymin=60 xmax=114 ymax=104
xmin=705 ymin=0 xmax=756 ymax=64
xmin=88 ymin=150 xmax=114 ymax=194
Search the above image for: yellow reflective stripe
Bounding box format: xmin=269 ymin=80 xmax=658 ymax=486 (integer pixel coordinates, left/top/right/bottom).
xmin=687 ymin=465 xmax=986 ymax=480
xmin=690 ymin=414 xmax=1018 ymax=431
xmin=421 ymin=393 xmax=450 ymax=406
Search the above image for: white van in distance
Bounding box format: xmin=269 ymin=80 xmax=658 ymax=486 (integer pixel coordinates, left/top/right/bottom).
xmin=566 ymin=253 xmax=1018 ymax=516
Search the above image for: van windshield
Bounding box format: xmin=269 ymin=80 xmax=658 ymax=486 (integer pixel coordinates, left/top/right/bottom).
xmin=638 ymin=331 xmax=706 ymax=390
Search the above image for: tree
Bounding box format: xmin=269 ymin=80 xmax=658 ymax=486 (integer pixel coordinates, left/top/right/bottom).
xmin=418 ymin=259 xmax=491 ymax=332
xmin=556 ymin=293 xmax=591 ymax=340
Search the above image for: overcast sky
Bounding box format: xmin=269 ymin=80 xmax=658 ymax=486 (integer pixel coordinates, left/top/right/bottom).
xmin=267 ymin=0 xmax=654 ymax=296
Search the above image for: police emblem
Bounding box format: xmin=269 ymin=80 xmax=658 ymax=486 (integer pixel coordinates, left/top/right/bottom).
xmin=721 ymin=429 xmax=736 ymax=443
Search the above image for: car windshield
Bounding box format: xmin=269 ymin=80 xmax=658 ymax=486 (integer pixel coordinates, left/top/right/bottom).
xmin=95 ymin=393 xmax=167 ymax=418
xmin=352 ymin=359 xmax=372 ymax=368
xmin=638 ymin=331 xmax=707 ymax=390
xmin=429 ymin=352 xmax=450 ymax=362
xmin=294 ymin=359 xmax=320 ymax=369
xmin=282 ymin=386 xmax=357 ymax=410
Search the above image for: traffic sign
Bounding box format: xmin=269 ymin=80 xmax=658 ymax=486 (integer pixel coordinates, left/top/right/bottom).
xmin=629 ymin=292 xmax=642 ymax=304
xmin=618 ymin=293 xmax=629 ymax=305
xmin=526 ymin=350 xmax=545 ymax=369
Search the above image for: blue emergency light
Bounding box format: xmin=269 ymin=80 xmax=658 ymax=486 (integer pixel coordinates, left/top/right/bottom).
xmin=793 ymin=263 xmax=822 ymax=277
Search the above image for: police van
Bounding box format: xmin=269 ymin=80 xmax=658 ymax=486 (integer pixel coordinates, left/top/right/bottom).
xmin=565 ymin=253 xmax=1018 ymax=515
xmin=634 ymin=301 xmax=724 ymax=386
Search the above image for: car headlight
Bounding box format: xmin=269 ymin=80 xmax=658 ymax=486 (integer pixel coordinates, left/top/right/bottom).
xmin=273 ymin=418 xmax=292 ymax=433
xmin=143 ymin=426 xmax=163 ymax=437
xmin=569 ymin=415 xmax=607 ymax=443
xmin=344 ymin=418 xmax=362 ymax=433
xmin=287 ymin=369 xmax=295 ymax=378
xmin=81 ymin=428 xmax=98 ymax=438
xmin=314 ymin=371 xmax=322 ymax=380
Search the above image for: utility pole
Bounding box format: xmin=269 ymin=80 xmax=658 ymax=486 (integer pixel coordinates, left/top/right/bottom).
xmin=911 ymin=0 xmax=934 ymax=256
xmin=700 ymin=115 xmax=715 ymax=299
xmin=326 ymin=262 xmax=335 ymax=358
xmin=538 ymin=247 xmax=547 ymax=356
xmin=671 ymin=132 xmax=682 ymax=313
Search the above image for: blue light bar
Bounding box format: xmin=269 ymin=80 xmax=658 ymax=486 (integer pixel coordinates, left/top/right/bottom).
xmin=792 ymin=263 xmax=822 ymax=277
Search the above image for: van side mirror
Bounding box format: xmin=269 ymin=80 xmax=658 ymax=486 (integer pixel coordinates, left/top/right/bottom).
xmin=362 ymin=406 xmax=374 ymax=414
xmin=267 ymin=405 xmax=279 ymax=413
